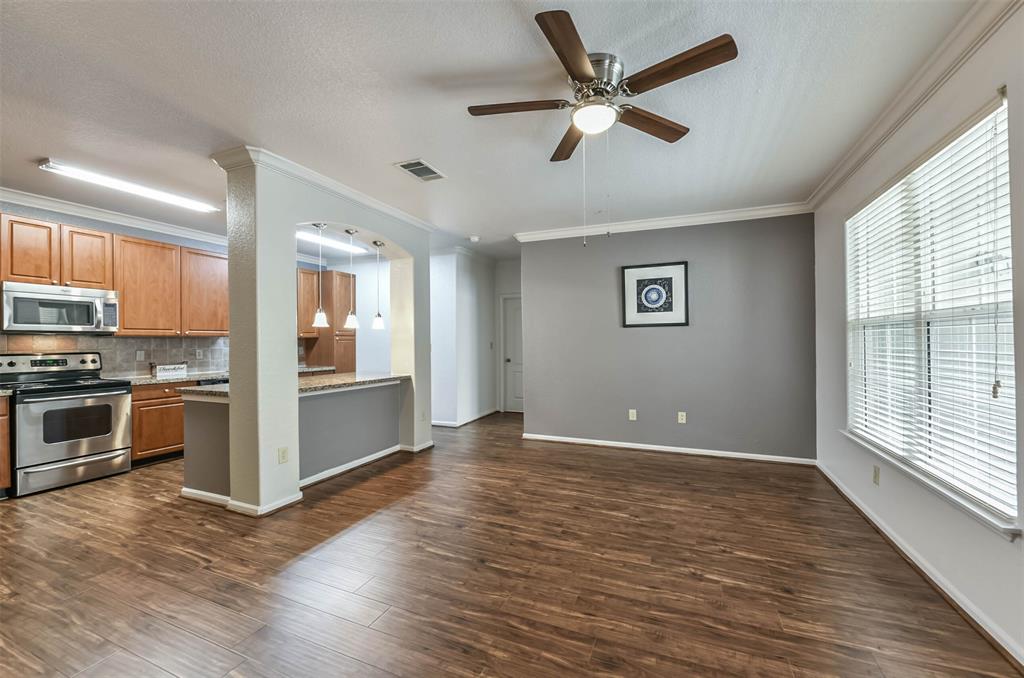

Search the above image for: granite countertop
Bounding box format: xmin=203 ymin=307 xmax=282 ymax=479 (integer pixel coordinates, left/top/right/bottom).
xmin=114 ymin=365 xmax=333 ymax=386
xmin=177 ymin=372 xmax=410 ymax=398
xmin=0 ymin=389 xmax=12 ymax=397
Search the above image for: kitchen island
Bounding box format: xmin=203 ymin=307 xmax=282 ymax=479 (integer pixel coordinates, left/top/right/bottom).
xmin=177 ymin=372 xmax=411 ymax=506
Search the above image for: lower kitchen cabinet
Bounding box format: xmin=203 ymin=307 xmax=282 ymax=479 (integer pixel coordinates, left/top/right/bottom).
xmin=131 ymin=382 xmax=194 ymax=460
xmin=0 ymin=397 xmax=9 ymax=490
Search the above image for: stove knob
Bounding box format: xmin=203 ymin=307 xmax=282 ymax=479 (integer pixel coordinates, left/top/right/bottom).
xmin=6 ymin=361 xmax=15 ymax=367
xmin=90 ymin=359 xmax=99 ymax=364
xmin=80 ymin=359 xmax=88 ymax=364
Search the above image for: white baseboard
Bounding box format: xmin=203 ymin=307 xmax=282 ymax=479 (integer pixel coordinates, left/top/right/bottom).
xmin=432 ymin=409 xmax=499 ymax=428
xmin=180 ymin=487 xmax=230 ymax=507
xmin=299 ymin=445 xmax=401 ymax=489
xmin=521 ymin=432 xmax=816 ymax=466
xmin=817 ymin=464 xmax=1024 ymax=668
xmin=400 ymin=440 xmax=434 ymax=452
xmin=226 ymin=492 xmax=303 ymax=517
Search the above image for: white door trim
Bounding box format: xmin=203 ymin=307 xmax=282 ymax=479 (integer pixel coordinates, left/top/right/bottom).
xmin=497 ymin=294 xmax=522 ymax=413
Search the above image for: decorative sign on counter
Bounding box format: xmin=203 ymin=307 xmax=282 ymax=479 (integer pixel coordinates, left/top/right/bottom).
xmin=151 ymin=362 xmax=189 ymax=380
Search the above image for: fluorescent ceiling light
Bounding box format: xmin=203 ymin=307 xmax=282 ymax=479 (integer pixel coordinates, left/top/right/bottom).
xmin=296 ymin=230 xmax=367 ymax=254
xmin=38 ymin=159 xmax=220 ymax=213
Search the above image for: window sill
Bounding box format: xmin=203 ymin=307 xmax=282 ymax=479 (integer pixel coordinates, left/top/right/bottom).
xmin=840 ymin=429 xmax=1021 ymax=542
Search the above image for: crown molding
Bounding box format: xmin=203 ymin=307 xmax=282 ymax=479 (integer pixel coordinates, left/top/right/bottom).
xmin=0 ymin=186 xmax=227 ymax=246
xmin=211 ymin=145 xmax=436 ymax=234
xmin=806 ymin=0 xmax=1022 ymax=209
xmin=514 ymin=201 xmax=811 ymax=243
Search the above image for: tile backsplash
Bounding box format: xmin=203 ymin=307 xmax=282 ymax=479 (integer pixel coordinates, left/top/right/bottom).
xmin=0 ymin=334 xmax=229 ymax=376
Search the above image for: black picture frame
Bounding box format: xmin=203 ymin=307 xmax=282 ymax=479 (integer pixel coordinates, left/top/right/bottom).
xmin=621 ymin=260 xmax=689 ymax=328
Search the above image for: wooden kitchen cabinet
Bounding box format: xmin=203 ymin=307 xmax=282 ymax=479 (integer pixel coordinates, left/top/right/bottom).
xmin=297 ymin=268 xmax=321 ymax=338
xmin=1 ymin=214 xmax=61 ymax=285
xmin=60 ymin=224 xmax=114 ymax=289
xmin=131 ymin=381 xmax=195 ymax=461
xmin=0 ymin=397 xmax=9 ymax=491
xmin=114 ymin=235 xmax=181 ymax=336
xmin=334 ymin=334 xmax=356 ymax=373
xmin=181 ymin=248 xmax=229 ymax=336
xmin=304 ymin=271 xmax=357 ymax=372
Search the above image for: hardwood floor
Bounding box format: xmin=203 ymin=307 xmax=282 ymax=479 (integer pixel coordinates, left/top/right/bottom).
xmin=0 ymin=413 xmax=1017 ymax=677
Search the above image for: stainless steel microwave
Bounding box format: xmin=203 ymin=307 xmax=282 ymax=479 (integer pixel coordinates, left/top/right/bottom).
xmin=2 ymin=282 xmax=119 ymax=334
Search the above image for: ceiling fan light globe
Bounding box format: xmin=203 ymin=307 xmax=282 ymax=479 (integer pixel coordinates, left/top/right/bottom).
xmin=571 ymin=101 xmax=619 ymax=134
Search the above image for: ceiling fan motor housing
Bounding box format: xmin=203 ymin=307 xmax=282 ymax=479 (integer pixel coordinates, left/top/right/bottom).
xmin=573 ymin=52 xmax=624 ymax=100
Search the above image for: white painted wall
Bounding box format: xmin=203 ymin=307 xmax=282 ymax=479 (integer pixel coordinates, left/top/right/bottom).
xmin=495 ymin=258 xmax=522 ymax=298
xmin=430 ymin=253 xmax=458 ymax=424
xmin=814 ymin=3 xmax=1024 ymax=663
xmin=431 ymin=249 xmax=497 ymax=426
xmin=334 ymin=258 xmax=391 ymax=374
xmin=456 ymin=252 xmax=496 ymax=424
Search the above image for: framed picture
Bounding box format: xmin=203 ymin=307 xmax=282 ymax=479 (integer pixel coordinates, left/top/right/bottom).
xmin=621 ymin=261 xmax=689 ymax=327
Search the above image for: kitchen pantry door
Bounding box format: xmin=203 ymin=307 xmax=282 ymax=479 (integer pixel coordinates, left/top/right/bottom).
xmin=502 ymin=296 xmax=524 ymax=413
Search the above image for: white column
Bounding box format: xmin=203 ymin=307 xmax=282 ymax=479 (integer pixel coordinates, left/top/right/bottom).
xmin=212 ymin=147 xmax=302 ymax=515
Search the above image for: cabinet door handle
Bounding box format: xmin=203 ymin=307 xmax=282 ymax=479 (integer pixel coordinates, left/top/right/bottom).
xmin=52 ymin=279 xmax=59 ymax=284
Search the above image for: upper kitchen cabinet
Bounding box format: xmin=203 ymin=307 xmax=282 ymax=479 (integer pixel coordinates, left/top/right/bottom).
xmin=60 ymin=224 xmax=114 ymax=289
xmin=114 ymin=234 xmax=181 ymax=336
xmin=332 ymin=271 xmax=356 ymax=336
xmin=181 ymin=248 xmax=229 ymax=336
xmin=297 ymin=267 xmax=320 ymax=338
xmin=0 ymin=214 xmax=61 ymax=285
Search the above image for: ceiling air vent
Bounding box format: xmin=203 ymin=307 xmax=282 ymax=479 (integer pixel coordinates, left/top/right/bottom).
xmin=395 ymin=159 xmax=445 ymax=182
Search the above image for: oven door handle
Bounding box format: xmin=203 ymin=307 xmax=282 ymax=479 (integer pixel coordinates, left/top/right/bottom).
xmin=21 ymin=449 xmax=128 ymax=473
xmin=20 ymin=389 xmax=131 ymax=403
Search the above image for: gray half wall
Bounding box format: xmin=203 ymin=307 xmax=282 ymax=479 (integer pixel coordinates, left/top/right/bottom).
xmin=521 ymin=213 xmax=815 ymax=460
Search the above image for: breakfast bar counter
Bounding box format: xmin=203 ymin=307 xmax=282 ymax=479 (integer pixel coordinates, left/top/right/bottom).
xmin=178 ymin=372 xmax=411 ymax=505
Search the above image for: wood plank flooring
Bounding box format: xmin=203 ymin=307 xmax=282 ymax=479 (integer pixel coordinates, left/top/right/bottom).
xmin=0 ymin=413 xmax=1017 ymax=677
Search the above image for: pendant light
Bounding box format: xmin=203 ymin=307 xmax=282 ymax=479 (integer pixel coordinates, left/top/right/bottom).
xmin=343 ymin=229 xmax=360 ymax=330
xmin=372 ymin=240 xmax=385 ymax=330
xmin=311 ymin=223 xmax=329 ymax=328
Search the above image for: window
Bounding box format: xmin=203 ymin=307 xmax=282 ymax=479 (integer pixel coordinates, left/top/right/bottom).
xmin=846 ymin=100 xmax=1017 ymax=526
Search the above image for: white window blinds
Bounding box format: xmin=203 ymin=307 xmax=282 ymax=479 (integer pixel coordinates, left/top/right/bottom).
xmin=846 ymin=100 xmax=1016 ymax=522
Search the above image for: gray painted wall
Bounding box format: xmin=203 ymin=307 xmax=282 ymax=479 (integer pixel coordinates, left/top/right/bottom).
xmin=521 ymin=213 xmax=815 ymax=459
xmin=299 ymin=384 xmax=400 ymax=479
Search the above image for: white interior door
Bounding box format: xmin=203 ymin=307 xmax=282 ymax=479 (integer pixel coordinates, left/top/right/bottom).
xmin=502 ymin=297 xmax=524 ymax=413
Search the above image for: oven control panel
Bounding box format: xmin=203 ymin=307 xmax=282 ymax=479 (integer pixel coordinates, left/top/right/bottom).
xmin=0 ymin=352 xmax=102 ymax=374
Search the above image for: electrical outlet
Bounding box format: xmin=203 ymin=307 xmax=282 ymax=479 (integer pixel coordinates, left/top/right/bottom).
xmin=872 ymin=465 xmax=880 ymax=486
xmin=195 ymin=349 xmax=203 ymax=359
xmin=277 ymin=447 xmax=288 ymax=464
xmin=677 ymin=411 xmax=687 ymax=424
xmin=135 ymin=350 xmax=145 ymax=361
xmin=627 ymin=408 xmax=637 ymax=421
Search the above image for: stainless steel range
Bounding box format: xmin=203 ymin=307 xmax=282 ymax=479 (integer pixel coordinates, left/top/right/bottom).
xmin=1 ymin=352 xmax=131 ymax=496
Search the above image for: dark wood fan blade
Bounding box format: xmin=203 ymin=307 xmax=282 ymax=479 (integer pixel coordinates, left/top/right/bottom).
xmin=468 ymin=100 xmax=569 ymax=116
xmin=624 ymin=34 xmax=737 ymax=94
xmin=619 ymin=107 xmax=689 ymax=143
xmin=551 ymin=125 xmax=584 ymax=162
xmin=535 ymin=10 xmax=596 ymax=83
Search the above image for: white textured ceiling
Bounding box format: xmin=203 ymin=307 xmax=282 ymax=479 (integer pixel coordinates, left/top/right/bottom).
xmin=1 ymin=0 xmax=972 ymax=258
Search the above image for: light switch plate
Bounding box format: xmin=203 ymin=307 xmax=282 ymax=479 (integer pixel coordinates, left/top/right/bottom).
xmin=195 ymin=349 xmax=203 ymax=359
xmin=677 ymin=411 xmax=687 ymax=424
xmin=627 ymin=409 xmax=637 ymax=421
xmin=277 ymin=447 xmax=288 ymax=464
xmin=135 ymin=350 xmax=145 ymax=361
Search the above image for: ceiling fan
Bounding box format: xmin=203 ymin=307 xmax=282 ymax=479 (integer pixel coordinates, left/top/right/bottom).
xmin=468 ymin=10 xmax=738 ymax=162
